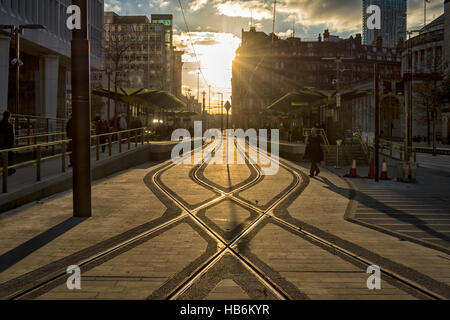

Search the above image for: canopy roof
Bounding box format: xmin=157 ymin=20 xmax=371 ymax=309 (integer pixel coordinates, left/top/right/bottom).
xmin=266 ymin=88 xmax=370 ymax=114
xmin=92 ymin=88 xmax=186 ymax=110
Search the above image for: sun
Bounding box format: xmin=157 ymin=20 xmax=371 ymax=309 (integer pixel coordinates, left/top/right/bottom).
xmin=175 ymin=32 xmax=241 ymax=113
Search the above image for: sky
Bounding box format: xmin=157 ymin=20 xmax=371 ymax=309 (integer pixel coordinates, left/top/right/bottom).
xmin=105 ymin=0 xmax=445 ymax=112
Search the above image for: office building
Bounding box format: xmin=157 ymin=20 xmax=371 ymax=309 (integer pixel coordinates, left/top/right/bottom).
xmin=362 ymin=0 xmax=407 ymax=48
xmin=0 ymin=0 xmax=104 ymax=118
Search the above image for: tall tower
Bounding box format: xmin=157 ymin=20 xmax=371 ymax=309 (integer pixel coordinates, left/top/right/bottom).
xmin=362 ymin=0 xmax=407 ymax=48
xmin=445 ymin=0 xmax=450 ymax=71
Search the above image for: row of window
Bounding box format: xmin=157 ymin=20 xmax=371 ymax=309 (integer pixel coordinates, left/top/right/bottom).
xmin=105 ymin=24 xmax=163 ymax=33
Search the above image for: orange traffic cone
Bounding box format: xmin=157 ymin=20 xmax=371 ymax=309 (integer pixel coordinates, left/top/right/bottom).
xmin=380 ymin=157 xmax=391 ymax=180
xmin=367 ymin=157 xmax=375 ymax=179
xmin=344 ymin=156 xmax=358 ymax=178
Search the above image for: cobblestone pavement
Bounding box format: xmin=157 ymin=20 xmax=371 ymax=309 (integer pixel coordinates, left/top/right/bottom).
xmin=0 ymin=138 xmax=449 ymax=300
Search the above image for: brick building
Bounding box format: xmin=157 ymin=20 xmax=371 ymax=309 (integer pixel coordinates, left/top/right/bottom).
xmin=232 ymin=27 xmax=402 ymax=142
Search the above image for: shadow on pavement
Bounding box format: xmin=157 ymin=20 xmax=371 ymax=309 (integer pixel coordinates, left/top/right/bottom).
xmin=313 ymin=175 xmax=450 ymax=246
xmin=0 ymin=217 xmax=87 ymax=272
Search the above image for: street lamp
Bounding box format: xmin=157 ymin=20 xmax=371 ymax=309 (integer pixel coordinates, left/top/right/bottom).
xmin=0 ymin=24 xmax=46 ymax=114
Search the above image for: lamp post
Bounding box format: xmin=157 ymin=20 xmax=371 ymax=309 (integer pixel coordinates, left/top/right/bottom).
xmin=224 ymin=101 xmax=231 ymax=165
xmin=202 ymin=91 xmax=206 ymax=132
xmin=217 ymin=92 xmax=224 ymax=132
xmin=405 ymin=30 xmax=421 ymax=161
xmin=0 ymin=24 xmax=46 ymax=114
xmin=374 ymin=63 xmax=380 ymax=182
xmin=106 ymin=68 xmax=112 ymax=125
xmin=71 ymin=0 xmax=92 ymax=217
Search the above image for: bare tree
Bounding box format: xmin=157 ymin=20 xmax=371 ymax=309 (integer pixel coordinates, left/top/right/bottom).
xmin=415 ymin=81 xmax=440 ymax=144
xmin=103 ymin=22 xmax=138 ymax=129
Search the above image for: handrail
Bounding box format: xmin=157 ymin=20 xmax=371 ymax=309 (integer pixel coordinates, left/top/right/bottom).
xmin=353 ymin=130 xmax=369 ymax=158
xmin=12 ymin=113 xmax=68 ymax=122
xmin=368 ymin=138 xmax=417 ymax=163
xmin=0 ymin=127 xmax=151 ymax=193
xmin=303 ymin=128 xmax=331 ymax=152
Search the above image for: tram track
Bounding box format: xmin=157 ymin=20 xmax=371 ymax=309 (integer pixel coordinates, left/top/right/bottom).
xmin=2 ymin=136 xmax=447 ymax=300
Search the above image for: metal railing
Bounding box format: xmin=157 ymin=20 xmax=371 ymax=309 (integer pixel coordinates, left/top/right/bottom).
xmin=303 ymin=128 xmax=331 ymax=152
xmin=14 ymin=130 xmax=98 ymax=147
xmin=368 ymin=138 xmax=417 ymax=163
xmin=353 ymin=130 xmax=369 ymax=158
xmin=11 ymin=113 xmax=68 ymax=137
xmin=0 ymin=127 xmax=151 ymax=193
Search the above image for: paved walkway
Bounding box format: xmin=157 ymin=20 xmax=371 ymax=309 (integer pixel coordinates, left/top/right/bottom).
xmin=0 ymin=139 xmax=147 ymax=194
xmin=0 ymin=138 xmax=448 ymax=300
xmin=328 ymin=155 xmax=450 ymax=251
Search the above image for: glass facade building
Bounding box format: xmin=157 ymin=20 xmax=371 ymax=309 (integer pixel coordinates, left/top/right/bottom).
xmin=362 ymin=0 xmax=407 ymax=48
xmin=0 ymin=0 xmax=104 ymax=118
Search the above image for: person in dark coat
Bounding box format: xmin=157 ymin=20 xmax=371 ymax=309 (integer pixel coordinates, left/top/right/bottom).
xmin=66 ymin=113 xmax=73 ymax=167
xmin=96 ymin=117 xmax=109 ymax=153
xmin=0 ymin=111 xmax=16 ymax=175
xmin=304 ymin=127 xmax=324 ymax=177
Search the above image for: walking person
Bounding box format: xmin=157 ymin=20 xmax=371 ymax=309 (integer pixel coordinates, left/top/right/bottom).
xmin=96 ymin=116 xmax=108 ymax=153
xmin=66 ymin=113 xmax=73 ymax=167
xmin=0 ymin=111 xmax=16 ymax=175
xmin=304 ymin=127 xmax=324 ymax=177
xmin=119 ymin=114 xmax=127 ymax=131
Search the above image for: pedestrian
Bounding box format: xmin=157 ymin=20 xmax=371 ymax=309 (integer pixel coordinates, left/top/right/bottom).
xmin=304 ymin=127 xmax=324 ymax=177
xmin=0 ymin=111 xmax=16 ymax=175
xmin=96 ymin=116 xmax=109 ymax=153
xmin=66 ymin=113 xmax=73 ymax=167
xmin=119 ymin=114 xmax=127 ymax=131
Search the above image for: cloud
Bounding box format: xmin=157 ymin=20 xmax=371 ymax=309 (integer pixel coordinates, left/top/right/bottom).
xmin=105 ymin=0 xmax=122 ymax=12
xmin=215 ymin=0 xmax=272 ymax=20
xmin=190 ymin=0 xmax=208 ymax=11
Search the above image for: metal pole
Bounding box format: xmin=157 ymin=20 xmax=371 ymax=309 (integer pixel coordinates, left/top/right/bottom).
xmin=226 ymin=108 xmax=229 ymax=165
xmin=202 ymin=91 xmax=206 ymax=132
xmin=197 ymin=71 xmax=199 ymax=101
xmin=432 ymin=109 xmax=437 ymax=156
xmin=107 ymin=71 xmax=111 ymax=124
xmin=221 ymin=93 xmax=223 ymax=132
xmin=71 ymin=0 xmax=92 ymax=217
xmin=15 ymin=28 xmax=20 ymax=114
xmin=374 ymin=63 xmax=380 ymax=182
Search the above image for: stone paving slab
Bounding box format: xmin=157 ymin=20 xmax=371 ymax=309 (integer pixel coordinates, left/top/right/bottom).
xmin=237 ymin=165 xmax=294 ymax=209
xmin=0 ymin=161 xmax=169 ymax=284
xmin=159 ymin=163 xmax=216 ymax=208
xmin=244 ymin=222 xmax=417 ymax=300
xmin=331 ymin=164 xmax=450 ymax=251
xmin=284 ymin=162 xmax=450 ymax=293
xmin=1 ymin=136 xmax=449 ymax=300
xmin=35 ymin=222 xmax=209 ymax=300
